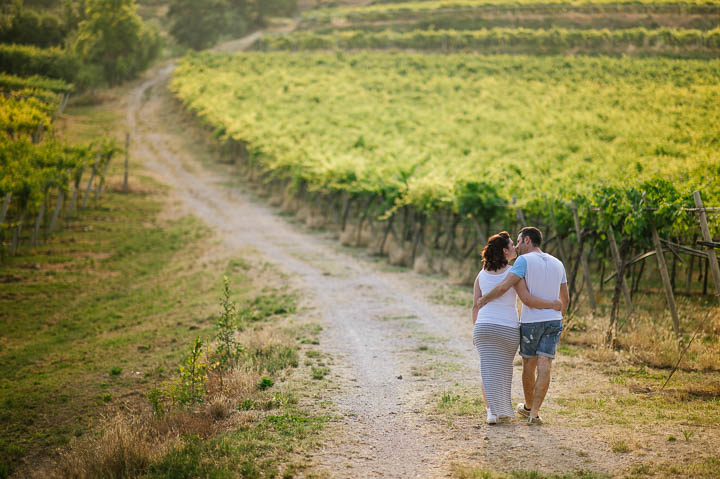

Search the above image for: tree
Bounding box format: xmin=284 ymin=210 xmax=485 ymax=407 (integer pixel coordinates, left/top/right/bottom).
xmin=168 ymin=0 xmax=236 ymax=50
xmin=167 ymin=0 xmax=297 ymax=50
xmin=70 ymin=0 xmax=160 ymax=85
xmin=0 ymin=0 xmax=65 ymax=47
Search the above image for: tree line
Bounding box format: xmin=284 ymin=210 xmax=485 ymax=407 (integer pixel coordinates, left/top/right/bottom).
xmin=1 ymin=0 xmax=299 ymax=88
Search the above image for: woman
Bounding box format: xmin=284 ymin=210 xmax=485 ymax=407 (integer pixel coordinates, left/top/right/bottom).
xmin=472 ymin=231 xmax=561 ymax=424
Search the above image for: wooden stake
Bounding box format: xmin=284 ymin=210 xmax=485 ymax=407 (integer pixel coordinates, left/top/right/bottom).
xmin=411 ymin=214 xmax=426 ymax=263
xmin=703 ymin=258 xmax=709 ymax=295
xmin=355 ymin=197 xmax=374 ymax=244
xmin=686 ymin=235 xmax=697 ymax=295
xmin=570 ymin=202 xmax=596 ymax=310
xmin=95 ymin=154 xmax=113 ymax=201
xmin=67 ymin=182 xmax=79 ymax=218
xmin=0 ymin=192 xmax=11 ymax=226
xmin=693 ymin=191 xmax=720 ymax=299
xmin=607 ymin=224 xmax=633 ymax=314
xmin=650 ymin=217 xmax=680 ymax=337
xmin=81 ymin=166 xmax=97 ymax=209
xmin=32 ymin=203 xmax=45 ymax=246
xmin=607 ymin=261 xmax=623 ymax=348
xmin=49 ymin=189 xmax=64 ymax=233
xmin=10 ymin=209 xmax=26 ymax=256
xmin=549 ymin=206 xmax=571 ymax=283
xmin=379 ymin=214 xmax=394 ymax=255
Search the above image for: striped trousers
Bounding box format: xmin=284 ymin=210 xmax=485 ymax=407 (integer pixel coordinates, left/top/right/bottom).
xmin=473 ymin=322 xmax=520 ymax=418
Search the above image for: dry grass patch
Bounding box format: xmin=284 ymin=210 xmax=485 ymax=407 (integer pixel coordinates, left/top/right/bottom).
xmin=45 ymin=413 xmax=175 ymax=479
xmin=451 ymin=463 xmax=610 ymax=479
xmin=563 ymin=304 xmax=720 ymax=371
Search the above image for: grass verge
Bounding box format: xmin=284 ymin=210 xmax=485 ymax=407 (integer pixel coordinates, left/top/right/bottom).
xmin=1 ymin=91 xmax=327 ymax=478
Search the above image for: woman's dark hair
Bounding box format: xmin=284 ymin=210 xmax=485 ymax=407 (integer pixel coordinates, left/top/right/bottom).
xmin=482 ymin=231 xmax=511 ymax=272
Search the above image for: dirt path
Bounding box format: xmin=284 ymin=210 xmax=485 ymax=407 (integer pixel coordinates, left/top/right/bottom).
xmin=125 ymin=56 xmax=717 ymax=478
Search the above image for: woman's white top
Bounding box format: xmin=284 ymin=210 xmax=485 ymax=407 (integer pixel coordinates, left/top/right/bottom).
xmin=475 ymin=268 xmax=519 ymax=328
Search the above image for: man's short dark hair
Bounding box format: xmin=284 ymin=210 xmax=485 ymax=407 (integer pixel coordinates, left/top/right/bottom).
xmin=519 ymin=226 xmax=543 ymax=247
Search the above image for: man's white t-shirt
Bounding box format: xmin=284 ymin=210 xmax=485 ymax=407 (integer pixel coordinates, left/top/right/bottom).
xmin=508 ymin=251 xmax=567 ymax=324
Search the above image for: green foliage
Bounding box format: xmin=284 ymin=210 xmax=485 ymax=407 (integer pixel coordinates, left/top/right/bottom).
xmin=0 ymin=73 xmax=72 ymax=94
xmin=456 ymin=181 xmax=504 ymax=221
xmin=0 ymin=43 xmax=79 ymax=82
xmin=167 ymin=0 xmax=298 ymax=50
xmin=305 ymin=0 xmax=720 ymax=23
xmin=60 ymin=0 xmax=88 ymax=34
xmin=239 ymin=291 xmax=297 ymax=322
xmin=147 ymin=412 xmax=323 ymax=478
xmin=167 ymin=0 xmax=242 ymax=50
xmin=0 ymin=1 xmax=66 ymax=48
xmin=246 ymin=344 xmax=299 ymax=374
xmin=311 ymin=366 xmax=329 ymax=380
xmin=171 ymin=52 xmax=720 ymax=242
xmin=258 ymin=377 xmax=274 ymax=390
xmin=256 ymin=27 xmax=720 ymax=55
xmin=215 ymin=275 xmax=243 ymax=368
xmin=591 ymin=178 xmax=693 ymax=248
xmin=147 ymin=387 xmax=167 ymax=418
xmin=171 ymin=337 xmax=209 ymax=406
xmin=70 ymin=0 xmax=160 ymax=86
xmin=0 ymin=133 xmax=117 ymax=226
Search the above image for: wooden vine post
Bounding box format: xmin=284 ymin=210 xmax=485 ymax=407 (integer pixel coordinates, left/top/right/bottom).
xmin=32 ymin=202 xmax=45 ymax=246
xmin=649 ymin=217 xmax=680 ymax=337
xmin=80 ymin=163 xmax=97 ymax=210
xmin=693 ymin=191 xmax=720 ymax=299
xmin=95 ymin=153 xmax=112 ymax=201
xmin=607 ymin=223 xmax=633 ymax=314
xmin=0 ymin=192 xmax=11 ymax=226
xmin=48 ymin=188 xmax=64 ymax=233
xmin=10 ymin=209 xmax=26 ymax=256
xmin=570 ymin=201 xmax=596 ymax=311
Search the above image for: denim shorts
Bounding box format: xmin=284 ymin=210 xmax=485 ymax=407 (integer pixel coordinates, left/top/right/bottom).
xmin=519 ymin=320 xmax=563 ymax=359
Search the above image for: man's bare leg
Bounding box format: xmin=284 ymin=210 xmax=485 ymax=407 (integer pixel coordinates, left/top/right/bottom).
xmin=529 ymin=356 xmax=553 ymax=418
xmin=522 ymin=357 xmax=537 ymax=407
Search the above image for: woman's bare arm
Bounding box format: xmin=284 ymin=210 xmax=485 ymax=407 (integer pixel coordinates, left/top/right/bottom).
xmin=514 ymin=279 xmax=562 ymax=311
xmin=472 ymin=275 xmax=482 ymax=324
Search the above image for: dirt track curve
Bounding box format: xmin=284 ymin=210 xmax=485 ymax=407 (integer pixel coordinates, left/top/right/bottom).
xmin=125 ymin=47 xmax=664 ymax=478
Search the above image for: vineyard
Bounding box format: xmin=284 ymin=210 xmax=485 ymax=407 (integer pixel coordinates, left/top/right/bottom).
xmin=256 ymin=27 xmax=720 ymax=56
xmin=300 ymin=0 xmax=720 ymax=28
xmin=169 ymin=0 xmax=720 ymax=356
xmin=0 ymin=80 xmax=121 ymax=259
xmin=172 ymin=46 xmax=719 ymax=349
xmin=0 ymin=36 xmax=124 ymax=261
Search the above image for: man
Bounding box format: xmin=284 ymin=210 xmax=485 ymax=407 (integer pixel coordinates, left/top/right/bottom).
xmin=477 ymin=226 xmax=569 ymax=425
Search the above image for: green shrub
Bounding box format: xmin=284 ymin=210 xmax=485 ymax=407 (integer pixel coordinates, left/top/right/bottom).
xmin=0 ymin=4 xmax=66 ymax=48
xmin=69 ymin=0 xmax=161 ymax=86
xmin=258 ymin=377 xmax=274 ymax=390
xmin=0 ymin=43 xmax=79 ymax=82
xmin=0 ymin=73 xmax=71 ymax=93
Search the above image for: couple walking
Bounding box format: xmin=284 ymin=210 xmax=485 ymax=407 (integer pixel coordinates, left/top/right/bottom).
xmin=472 ymin=227 xmax=568 ymax=425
